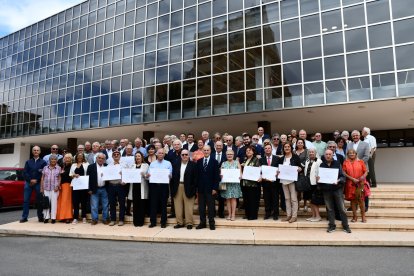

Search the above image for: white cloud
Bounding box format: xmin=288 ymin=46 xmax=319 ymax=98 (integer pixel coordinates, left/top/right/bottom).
xmin=0 ymin=0 xmax=85 ymax=35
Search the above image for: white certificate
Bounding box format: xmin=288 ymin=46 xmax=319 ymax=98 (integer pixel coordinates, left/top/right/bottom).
xmin=121 ymin=156 xmax=135 ymax=167
xmin=221 ymin=168 xmax=240 ymax=183
xmin=318 ymin=168 xmax=339 ymax=184
xmin=121 ymin=168 xmax=141 ymax=183
xmin=71 ymin=176 xmax=89 ymax=190
xmin=149 ymin=168 xmax=170 ymax=184
xmin=102 ymin=166 xmax=121 ymax=181
xmin=242 ymin=166 xmax=261 ymax=181
xmin=278 ymin=165 xmax=298 ymax=181
xmin=261 ymin=165 xmax=278 ymax=181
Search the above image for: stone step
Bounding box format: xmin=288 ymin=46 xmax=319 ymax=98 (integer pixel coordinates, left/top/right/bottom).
xmin=369 ymin=194 xmax=414 ymax=200
xmin=82 ymin=216 xmax=414 ymax=231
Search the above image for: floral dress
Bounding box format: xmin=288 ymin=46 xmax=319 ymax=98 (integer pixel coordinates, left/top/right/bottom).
xmin=220 ymin=161 xmax=243 ymax=199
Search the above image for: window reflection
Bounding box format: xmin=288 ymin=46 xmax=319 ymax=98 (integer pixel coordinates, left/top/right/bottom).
xmin=304 ymin=82 xmax=324 ymax=106
xmin=169 ymin=101 xmax=181 ymax=119
xmin=284 ymin=85 xmax=303 ymax=108
xmin=398 ymin=71 xmax=414 ymax=97
xmin=326 ymin=79 xmax=347 ymax=103
xmin=348 ymin=76 xmax=370 ymax=101
xmin=265 ymin=87 xmax=283 ymax=110
xmin=213 ymin=94 xmax=227 ymax=115
xmin=197 ymin=97 xmax=211 ymax=117
xmin=372 ymin=74 xmax=396 ymax=99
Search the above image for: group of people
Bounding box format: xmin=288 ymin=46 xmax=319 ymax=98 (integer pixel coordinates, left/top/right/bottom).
xmin=20 ymin=127 xmax=377 ymax=233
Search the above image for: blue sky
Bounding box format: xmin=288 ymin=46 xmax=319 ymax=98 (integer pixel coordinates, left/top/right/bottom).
xmin=0 ymin=0 xmax=84 ymax=37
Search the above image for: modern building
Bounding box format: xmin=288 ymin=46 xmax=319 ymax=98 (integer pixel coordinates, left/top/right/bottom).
xmin=0 ymin=0 xmax=413 ymax=182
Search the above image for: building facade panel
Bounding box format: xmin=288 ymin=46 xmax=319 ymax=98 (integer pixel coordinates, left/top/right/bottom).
xmin=0 ymin=0 xmax=414 ymax=139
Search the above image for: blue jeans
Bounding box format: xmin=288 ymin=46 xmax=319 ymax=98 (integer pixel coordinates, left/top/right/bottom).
xmin=22 ymin=181 xmax=43 ymax=220
xmin=90 ymin=187 xmax=109 ymax=222
xmin=323 ymin=188 xmax=349 ymax=228
xmin=107 ymin=184 xmax=126 ymax=222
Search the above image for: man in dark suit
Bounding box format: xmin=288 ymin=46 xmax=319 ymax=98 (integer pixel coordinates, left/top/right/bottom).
xmin=196 ymin=145 xmax=220 ymax=230
xmin=213 ymin=141 xmax=227 ymax=218
xmin=183 ymin=133 xmax=197 ymax=152
xmin=322 ymin=141 xmax=345 ymax=165
xmin=101 ymin=140 xmax=113 ymax=160
xmin=223 ymin=135 xmax=237 ymax=159
xmin=166 ymin=139 xmax=182 ymax=218
xmin=201 ymin=131 xmax=215 ymax=155
xmin=171 ymin=149 xmax=197 ymax=229
xmin=259 ymin=144 xmax=281 ymax=220
xmin=87 ymin=153 xmax=109 ymax=225
xmin=257 ymin=126 xmax=270 ymax=146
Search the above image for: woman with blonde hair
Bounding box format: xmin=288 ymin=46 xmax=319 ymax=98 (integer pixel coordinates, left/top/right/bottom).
xmin=57 ymin=153 xmax=74 ymax=223
xmin=342 ymin=149 xmax=369 ymax=223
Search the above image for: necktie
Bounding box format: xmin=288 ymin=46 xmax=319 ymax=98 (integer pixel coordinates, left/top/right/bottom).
xmin=217 ymin=153 xmax=220 ymax=161
xmin=267 ymin=157 xmax=271 ymax=166
xmin=203 ymin=158 xmax=208 ymax=171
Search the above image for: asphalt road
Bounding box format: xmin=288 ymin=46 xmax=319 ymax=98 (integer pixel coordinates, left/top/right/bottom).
xmin=1 ymin=208 xmax=414 ymax=275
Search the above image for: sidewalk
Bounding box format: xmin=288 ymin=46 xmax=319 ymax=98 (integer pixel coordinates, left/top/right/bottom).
xmin=2 ymin=218 xmax=414 ymax=246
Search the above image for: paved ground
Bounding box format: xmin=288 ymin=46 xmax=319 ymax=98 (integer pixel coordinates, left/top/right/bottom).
xmin=0 ymin=236 xmax=413 ymax=276
xmin=0 ymin=207 xmax=22 ymax=225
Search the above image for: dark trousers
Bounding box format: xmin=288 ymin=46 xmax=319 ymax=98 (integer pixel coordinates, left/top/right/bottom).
xmin=198 ymin=192 xmax=216 ymax=225
xmin=72 ymin=189 xmax=88 ymax=219
xmin=367 ymin=153 xmax=376 ymax=187
xmin=107 ymin=184 xmax=127 ymax=222
xmin=132 ymin=184 xmax=147 ymax=226
xmin=323 ymin=188 xmax=349 ymax=228
xmin=216 ymin=194 xmax=225 ymax=216
xmin=244 ymin=186 xmax=261 ymax=220
xmin=262 ymin=181 xmax=281 ymax=217
xmin=149 ymin=184 xmax=169 ymax=225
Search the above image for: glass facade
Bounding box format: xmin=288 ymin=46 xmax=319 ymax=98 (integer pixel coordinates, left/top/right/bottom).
xmin=1 ymin=0 xmax=414 ymax=139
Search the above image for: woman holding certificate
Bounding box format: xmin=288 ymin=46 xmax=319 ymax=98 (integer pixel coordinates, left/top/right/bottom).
xmin=241 ymin=146 xmax=261 ymax=220
xmin=304 ymin=149 xmax=323 ymax=222
xmin=278 ymin=143 xmax=302 ymax=223
xmin=220 ymin=149 xmax=242 ymax=221
xmin=69 ymin=153 xmax=89 ymax=224
xmin=131 ymin=151 xmax=149 ymax=227
xmin=56 ymin=154 xmax=73 ymax=223
xmin=342 ymin=149 xmax=368 ymax=223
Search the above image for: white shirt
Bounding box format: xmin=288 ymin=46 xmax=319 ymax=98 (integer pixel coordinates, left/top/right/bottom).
xmin=187 ymin=142 xmax=194 ymax=150
xmin=353 ymin=141 xmax=360 ymax=151
xmin=271 ymin=145 xmax=278 ymax=156
xmin=305 ymin=140 xmax=315 ymax=150
xmin=364 ymin=134 xmax=377 ymax=151
xmin=179 ymin=162 xmax=188 ymax=182
xmin=96 ymin=164 xmax=105 ymax=187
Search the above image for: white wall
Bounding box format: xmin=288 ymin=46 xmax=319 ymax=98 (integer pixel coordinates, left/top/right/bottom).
xmin=376 ymin=147 xmax=414 ymax=183
xmin=0 ymin=143 xmax=30 ymax=168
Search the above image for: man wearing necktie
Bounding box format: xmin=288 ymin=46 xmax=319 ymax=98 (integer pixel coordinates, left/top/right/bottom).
xmin=214 ymin=141 xmax=226 ymax=218
xmin=259 ymin=144 xmax=281 ymax=220
xmin=196 ymin=145 xmax=220 ymax=230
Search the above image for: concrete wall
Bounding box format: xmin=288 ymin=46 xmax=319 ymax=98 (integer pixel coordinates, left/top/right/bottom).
xmin=0 ymin=143 xmax=30 ymax=168
xmin=376 ymin=147 xmax=414 ymax=183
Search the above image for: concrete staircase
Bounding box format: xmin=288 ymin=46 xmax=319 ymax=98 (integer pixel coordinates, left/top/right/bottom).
xmin=93 ymin=184 xmax=414 ymax=232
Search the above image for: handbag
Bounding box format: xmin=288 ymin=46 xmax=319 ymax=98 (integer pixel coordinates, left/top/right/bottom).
xmin=41 ymin=193 xmax=50 ymax=210
xmin=295 ymin=174 xmax=311 ymax=192
xmin=219 ymin=183 xmax=227 ymax=191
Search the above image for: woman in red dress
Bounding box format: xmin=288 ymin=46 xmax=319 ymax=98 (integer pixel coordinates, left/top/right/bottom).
xmin=342 ymin=149 xmax=368 ymax=223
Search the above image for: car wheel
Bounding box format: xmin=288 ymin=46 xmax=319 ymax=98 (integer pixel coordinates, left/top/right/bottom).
xmin=0 ymin=198 xmax=3 ymax=209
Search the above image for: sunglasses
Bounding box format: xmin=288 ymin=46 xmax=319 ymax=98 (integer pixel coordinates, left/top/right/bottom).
xmin=51 ymin=148 xmax=58 ymax=150
xmin=181 ymin=154 xmax=189 ymax=156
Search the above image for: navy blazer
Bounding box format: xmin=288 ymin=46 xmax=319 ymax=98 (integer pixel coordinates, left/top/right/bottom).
xmin=166 ymin=149 xmax=181 ymax=165
xmin=183 ymin=143 xmax=198 ymax=152
xmin=86 ymin=162 xmax=107 ymax=194
xmin=196 ymin=157 xmax=220 ymax=193
xmin=171 ymin=161 xmax=197 ymax=198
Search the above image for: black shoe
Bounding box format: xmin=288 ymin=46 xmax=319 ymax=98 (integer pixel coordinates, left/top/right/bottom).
xmin=51 ymin=220 xmax=56 ymax=224
xmin=174 ymin=224 xmax=184 ymax=229
xmin=161 ymin=224 xmax=167 ymax=228
xmin=126 ymin=212 xmax=132 ymax=216
xmin=187 ymin=225 xmax=193 ymax=230
xmin=19 ymin=218 xmax=28 ymax=223
xmin=346 ymin=207 xmax=352 ymax=212
xmin=196 ymin=224 xmax=206 ymax=230
xmin=327 ymin=226 xmax=336 ymax=233
xmin=209 ymin=224 xmax=216 ymax=230
xmin=38 ymin=218 xmax=44 ymax=223
xmin=273 ymin=216 xmax=279 ymax=221
xmin=167 ymin=214 xmax=176 ymax=218
xmin=343 ymin=227 xmax=352 ymax=233
xmin=44 ymin=219 xmax=49 ymax=224
xmin=264 ymin=214 xmax=270 ymax=220
xmin=218 ymin=214 xmax=225 ymax=219
xmin=148 ymin=224 xmax=156 ymax=228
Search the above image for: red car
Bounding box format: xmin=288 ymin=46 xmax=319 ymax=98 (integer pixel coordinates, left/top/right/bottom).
xmin=0 ymin=168 xmax=36 ymax=208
